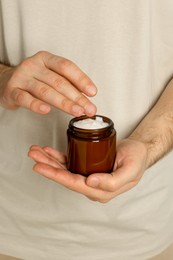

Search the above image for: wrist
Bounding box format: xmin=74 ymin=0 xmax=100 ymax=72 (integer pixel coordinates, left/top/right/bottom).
xmin=0 ymin=63 xmax=12 ymax=74
xmin=0 ymin=64 xmax=13 ymax=85
xmin=128 ymin=118 xmax=168 ymax=169
xmin=0 ymin=64 xmax=14 ymax=108
xmin=128 ymin=135 xmax=155 ymax=169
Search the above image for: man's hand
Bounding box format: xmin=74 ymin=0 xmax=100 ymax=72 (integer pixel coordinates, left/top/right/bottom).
xmin=28 ymin=139 xmax=148 ymax=203
xmin=0 ymin=51 xmax=97 ymax=116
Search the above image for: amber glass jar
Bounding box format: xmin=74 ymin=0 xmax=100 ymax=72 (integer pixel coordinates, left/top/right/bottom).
xmin=67 ymin=115 xmax=116 ymax=176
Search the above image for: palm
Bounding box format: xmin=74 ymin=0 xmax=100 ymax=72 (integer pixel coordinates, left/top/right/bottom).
xmin=28 ymin=139 xmax=148 ymax=203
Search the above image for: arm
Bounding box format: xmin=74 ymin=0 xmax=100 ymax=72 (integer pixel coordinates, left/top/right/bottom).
xmin=0 ymin=51 xmax=97 ymax=116
xmin=28 ymin=78 xmax=173 ymax=203
xmin=129 ymin=78 xmax=173 ymax=167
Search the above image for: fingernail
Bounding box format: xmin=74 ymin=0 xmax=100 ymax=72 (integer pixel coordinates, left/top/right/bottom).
xmin=87 ymin=85 xmax=97 ymax=96
xmin=85 ymin=103 xmax=96 ymax=116
xmin=88 ymin=177 xmax=100 ymax=188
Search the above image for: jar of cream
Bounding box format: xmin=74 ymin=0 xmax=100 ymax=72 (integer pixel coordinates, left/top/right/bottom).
xmin=67 ymin=115 xmax=116 ymax=176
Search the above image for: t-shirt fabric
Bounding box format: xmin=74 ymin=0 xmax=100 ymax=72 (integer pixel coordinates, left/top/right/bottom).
xmin=0 ymin=1 xmax=173 ymax=259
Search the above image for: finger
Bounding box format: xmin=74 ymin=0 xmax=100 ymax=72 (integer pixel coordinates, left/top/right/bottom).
xmin=88 ymin=181 xmax=138 ymax=203
xmin=30 ymin=149 xmax=137 ymax=202
xmin=28 ymin=146 xmax=66 ymax=169
xmin=24 ymin=79 xmax=86 ymax=117
xmin=33 ymin=163 xmax=112 ymax=201
xmin=86 ymin=163 xmax=136 ymax=192
xmin=29 ymin=145 xmax=66 ymax=164
xmin=41 ymin=52 xmax=97 ymax=97
xmin=43 ymin=146 xmax=66 ymax=165
xmin=35 ymin=68 xmax=97 ymax=116
xmin=29 ymin=145 xmax=43 ymax=151
xmin=34 ymin=163 xmax=87 ymax=191
xmin=11 ymin=88 xmax=51 ymax=114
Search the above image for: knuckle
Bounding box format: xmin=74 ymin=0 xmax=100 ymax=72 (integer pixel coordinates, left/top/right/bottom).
xmin=77 ymin=73 xmax=91 ymax=86
xmin=105 ymin=178 xmax=117 ymax=192
xmin=20 ymin=51 xmax=48 ymax=70
xmin=39 ymin=86 xmax=50 ymax=98
xmin=35 ymin=50 xmax=47 ymax=57
xmin=52 ymin=76 xmax=65 ymax=90
xmin=20 ymin=57 xmax=35 ymax=70
xmin=87 ymin=197 xmax=97 ymax=202
xmin=109 ymin=183 xmax=117 ymax=192
xmin=43 ymin=146 xmax=50 ymax=151
xmin=98 ymin=199 xmax=110 ymax=204
xmin=97 ymin=193 xmax=113 ymax=203
xmin=93 ymin=196 xmax=110 ymax=204
xmin=58 ymin=58 xmax=73 ymax=72
xmin=61 ymin=97 xmax=70 ymax=109
xmin=15 ymin=91 xmax=25 ymax=105
xmin=29 ymin=99 xmax=38 ymax=111
xmin=74 ymin=94 xmax=87 ymax=106
xmin=34 ymin=50 xmax=50 ymax=61
xmin=88 ymin=193 xmax=110 ymax=204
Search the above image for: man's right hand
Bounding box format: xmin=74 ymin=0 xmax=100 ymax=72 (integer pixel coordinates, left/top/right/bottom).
xmin=0 ymin=51 xmax=97 ymax=116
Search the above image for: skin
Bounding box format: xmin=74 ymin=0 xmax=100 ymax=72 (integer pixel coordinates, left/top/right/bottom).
xmin=28 ymin=140 xmax=148 ymax=203
xmin=28 ymin=77 xmax=173 ymax=203
xmin=1 ymin=51 xmax=173 ymax=203
xmin=0 ymin=51 xmax=97 ymax=116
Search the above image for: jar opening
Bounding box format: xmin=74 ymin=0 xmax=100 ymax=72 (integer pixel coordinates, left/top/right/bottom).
xmin=68 ymin=115 xmax=115 ymax=140
xmin=73 ymin=116 xmax=109 ymax=130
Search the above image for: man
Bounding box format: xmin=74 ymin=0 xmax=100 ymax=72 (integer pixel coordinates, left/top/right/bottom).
xmin=0 ymin=1 xmax=173 ymax=259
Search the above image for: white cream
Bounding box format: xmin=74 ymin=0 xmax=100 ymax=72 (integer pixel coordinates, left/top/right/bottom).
xmin=73 ymin=116 xmax=109 ymax=129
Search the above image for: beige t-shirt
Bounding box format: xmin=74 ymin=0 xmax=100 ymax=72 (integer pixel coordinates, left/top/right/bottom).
xmin=0 ymin=1 xmax=173 ymax=259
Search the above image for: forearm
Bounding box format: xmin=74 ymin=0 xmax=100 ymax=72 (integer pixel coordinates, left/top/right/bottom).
xmin=129 ymin=78 xmax=173 ymax=168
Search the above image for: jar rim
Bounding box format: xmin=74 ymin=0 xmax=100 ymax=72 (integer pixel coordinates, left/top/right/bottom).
xmin=69 ymin=115 xmax=114 ymax=132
